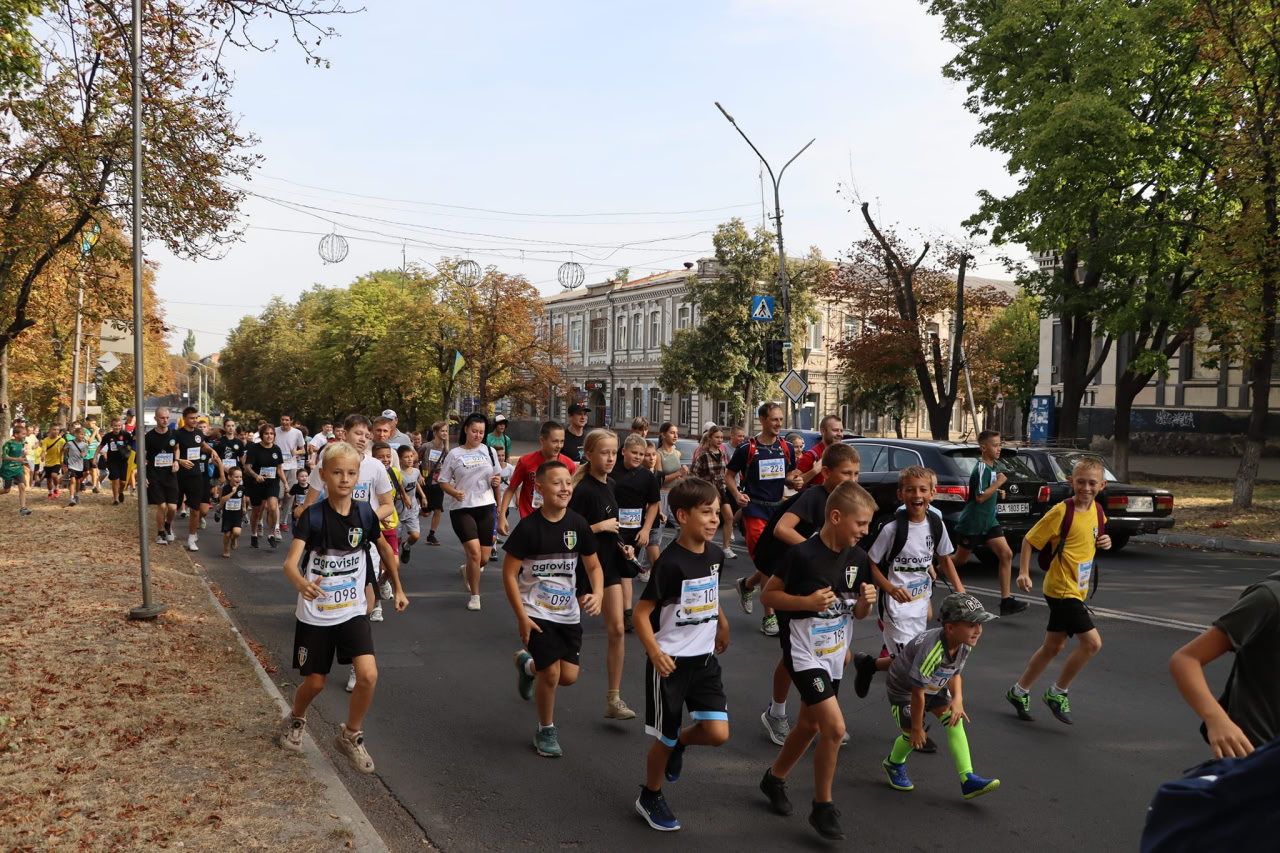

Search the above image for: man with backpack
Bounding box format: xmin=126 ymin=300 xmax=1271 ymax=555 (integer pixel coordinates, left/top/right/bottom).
xmin=1006 ymin=456 xmax=1110 ymax=725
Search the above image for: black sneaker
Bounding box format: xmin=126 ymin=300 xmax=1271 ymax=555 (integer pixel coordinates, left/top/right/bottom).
xmin=426 ymin=533 xmax=440 ymax=546
xmin=1006 ymin=686 xmax=1035 ymax=721
xmin=759 ymin=768 xmax=794 ymax=816
xmin=268 ymin=535 xmax=278 ymax=549
xmin=401 ymin=546 xmax=411 ymax=564
xmin=853 ymin=653 xmax=877 ymax=699
xmin=808 ymin=801 xmax=845 ymax=841
xmin=250 ymin=535 xmax=259 ymax=549
xmin=1000 ymin=596 xmax=1029 ymax=615
xmin=664 ymin=743 xmax=685 ymax=782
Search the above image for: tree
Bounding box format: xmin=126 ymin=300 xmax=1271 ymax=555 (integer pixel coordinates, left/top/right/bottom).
xmin=0 ymin=1 xmax=41 ymax=92
xmin=657 ymin=219 xmax=828 ymax=423
xmin=0 ymin=0 xmax=351 ymax=435
xmin=923 ymin=0 xmax=1215 ymax=449
xmin=181 ymin=329 xmax=197 ymax=361
xmin=966 ymin=290 xmax=1041 ymax=438
xmin=834 ymin=318 xmax=919 ymax=437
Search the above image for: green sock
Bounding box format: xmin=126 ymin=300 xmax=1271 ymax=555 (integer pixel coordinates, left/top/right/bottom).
xmin=941 ymin=712 xmax=974 ymax=779
xmin=889 ymin=734 xmax=913 ymax=764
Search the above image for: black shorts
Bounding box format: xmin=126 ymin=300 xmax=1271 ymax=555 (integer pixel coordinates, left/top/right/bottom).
xmin=527 ymin=618 xmax=583 ymax=670
xmin=108 ymin=459 xmax=127 ymax=481
xmin=221 ymin=512 xmax=243 ymax=533
xmin=788 ymin=666 xmax=841 ymax=706
xmin=245 ymin=480 xmax=278 ymax=507
xmin=147 ymin=476 xmax=179 ymax=505
xmin=425 ymin=483 xmax=445 ymax=512
xmin=292 ymin=616 xmax=374 ymax=676
xmin=890 ymin=692 xmax=953 ymax=730
xmin=1045 ymin=594 xmax=1095 ymax=637
xmin=178 ymin=476 xmax=207 ymax=508
xmin=644 ymin=654 xmax=728 ymax=746
xmin=450 ymin=504 xmax=495 ymax=546
xmin=956 ymin=525 xmax=1005 ymax=549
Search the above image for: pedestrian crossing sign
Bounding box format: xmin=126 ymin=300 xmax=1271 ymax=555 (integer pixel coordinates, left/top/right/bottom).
xmin=751 ymin=295 xmax=775 ymax=322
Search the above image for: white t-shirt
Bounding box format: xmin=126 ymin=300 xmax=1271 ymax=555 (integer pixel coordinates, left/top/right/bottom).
xmin=276 ymin=426 xmax=306 ymax=471
xmin=869 ymin=517 xmax=954 ymax=651
xmin=308 ymin=432 xmax=329 ymax=458
xmin=439 ymin=444 xmax=499 ymax=509
xmin=497 ymin=462 xmax=515 ymax=507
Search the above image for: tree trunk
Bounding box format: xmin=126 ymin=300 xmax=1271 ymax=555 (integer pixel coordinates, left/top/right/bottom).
xmin=1113 ymin=387 xmax=1135 ymax=483
xmin=894 ymin=416 xmax=904 ymax=438
xmin=1233 ymin=276 xmax=1276 ymax=508
xmin=925 ymin=400 xmax=952 ymax=440
xmin=0 ymin=344 xmax=9 ymax=438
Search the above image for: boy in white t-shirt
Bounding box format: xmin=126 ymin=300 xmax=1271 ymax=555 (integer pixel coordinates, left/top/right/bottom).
xmin=396 ymin=445 xmax=427 ymax=563
xmin=493 ymin=445 xmax=516 ymax=554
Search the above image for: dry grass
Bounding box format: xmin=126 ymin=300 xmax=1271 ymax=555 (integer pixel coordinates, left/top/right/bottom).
xmin=0 ymin=491 xmax=356 ymax=851
xmin=1135 ymin=479 xmax=1280 ymax=543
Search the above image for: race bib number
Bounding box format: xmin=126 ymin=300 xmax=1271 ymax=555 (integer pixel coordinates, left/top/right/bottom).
xmin=462 ymin=452 xmax=489 ymax=468
xmin=758 ymin=457 xmax=785 ymax=480
xmin=186 ymin=447 xmax=203 ymax=461
xmin=532 ymin=581 xmax=575 ymax=614
xmin=154 ymin=452 xmax=174 ymax=466
xmin=677 ymin=576 xmax=719 ymax=626
xmin=303 ymin=551 xmax=368 ymax=621
xmin=353 ymin=483 xmax=371 ymax=503
xmin=810 ymin=616 xmax=847 ymax=659
xmin=223 ymin=458 xmax=238 ymax=468
xmin=429 ymin=448 xmax=442 ymax=464
xmin=294 ymin=494 xmax=307 ymax=507
xmin=1077 ymin=559 xmax=1093 ymax=591
xmin=225 ymin=497 xmax=242 ymax=511
xmin=531 ymin=487 xmax=544 ymax=509
xmin=922 ymin=662 xmax=959 ymax=694
xmin=619 ymin=507 xmax=643 ymax=529
xmin=259 ymin=466 xmax=277 ymax=479
xmin=906 ymin=576 xmax=931 ymax=601
xmin=109 ymin=441 xmax=119 ymax=452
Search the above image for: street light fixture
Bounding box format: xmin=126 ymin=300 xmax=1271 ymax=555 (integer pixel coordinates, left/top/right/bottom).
xmin=714 ymin=102 xmax=814 ymax=428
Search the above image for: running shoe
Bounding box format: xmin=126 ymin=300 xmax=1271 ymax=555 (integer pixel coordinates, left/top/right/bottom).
xmin=92 ymin=486 xmax=100 ymax=494
xmin=636 ymin=568 xmax=651 ymax=584
xmin=156 ymin=534 xmax=167 ymax=546
xmin=534 ymin=726 xmax=562 ymax=758
xmin=426 ymin=533 xmax=440 ymax=546
xmin=279 ymin=714 xmax=306 ymax=752
xmin=1006 ymin=686 xmax=1035 ymax=721
xmin=664 ymin=743 xmax=685 ymax=782
xmin=489 ymin=550 xmax=498 ymax=562
xmin=605 ymin=695 xmax=636 ymax=720
xmin=200 ymin=516 xmax=207 ymax=529
xmin=250 ymin=535 xmax=259 ymax=549
xmin=761 ymin=709 xmax=791 ymax=746
xmin=179 ymin=508 xmax=189 ymax=519
xmin=495 ymin=537 xmax=505 ymax=546
xmin=280 ymin=522 xmax=289 ymax=534
xmin=345 ymin=667 xmax=356 ymax=692
xmin=112 ymin=499 xmax=120 ymax=506
xmin=466 ymin=594 xmax=481 ymax=611
xmin=165 ymin=528 xmax=175 ymax=543
xmin=961 ymin=772 xmax=1000 ymax=799
xmin=883 ymin=758 xmax=914 ymax=791
xmin=268 ymin=535 xmax=279 ymax=549
xmin=186 ymin=535 xmax=198 ymax=552
xmin=735 ymin=577 xmax=756 ymax=614
xmin=1043 ymin=689 xmax=1073 ymax=724
xmin=401 ymin=546 xmax=411 ymax=564
xmin=635 ymin=788 xmax=680 ymax=832
xmin=809 ymin=801 xmax=845 ymax=841
xmin=759 ymin=768 xmax=794 ymax=815
xmin=999 ymin=596 xmax=1029 ymax=615
xmin=379 ymin=579 xmax=393 ymax=600
xmin=761 ymin=614 xmax=779 ymax=636
xmin=723 ymin=547 xmax=737 ymax=560
xmin=841 ymin=730 xmax=851 ymax=747
xmin=335 ymin=724 xmax=375 ymax=774
xmin=853 ymin=653 xmax=877 ymax=699
xmin=369 ymin=604 xmax=384 ymax=623
xmin=213 ymin=510 xmax=220 ymax=523
xmin=514 ymin=650 xmax=535 ymax=701
xmin=19 ymin=507 xmax=31 ymax=515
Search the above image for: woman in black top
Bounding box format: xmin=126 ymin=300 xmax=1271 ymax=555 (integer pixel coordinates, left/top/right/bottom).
xmin=244 ymin=424 xmax=285 ymax=549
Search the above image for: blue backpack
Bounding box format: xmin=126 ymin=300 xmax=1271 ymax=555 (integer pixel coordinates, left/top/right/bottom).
xmin=1140 ymin=734 xmax=1280 ymax=852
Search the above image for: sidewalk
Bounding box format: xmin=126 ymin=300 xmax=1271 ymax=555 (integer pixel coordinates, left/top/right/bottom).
xmin=0 ymin=495 xmax=384 ymax=850
xmin=1129 ymin=454 xmax=1280 ymax=482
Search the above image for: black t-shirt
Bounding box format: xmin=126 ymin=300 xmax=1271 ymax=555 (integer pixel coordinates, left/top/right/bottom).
xmin=568 ymin=474 xmax=620 ymax=575
xmin=288 ymin=482 xmax=309 ymax=510
xmin=562 ymin=428 xmax=586 ymax=466
xmin=785 ymin=486 xmax=830 ymax=535
xmin=245 ymin=444 xmax=284 ymax=484
xmin=640 ymin=541 xmax=724 ymax=656
xmin=102 ymin=429 xmax=133 ymax=461
xmin=144 ymin=428 xmax=178 ymax=479
xmin=214 ymin=437 xmax=245 ymax=467
xmin=504 ymin=508 xmax=599 ymax=620
xmin=777 ymin=536 xmax=873 ymax=620
xmin=294 ymin=499 xmax=382 ymax=555
xmin=613 ymin=462 xmax=660 ymax=545
xmin=174 ymin=427 xmax=211 ymax=479
xmin=1211 ymin=573 xmax=1280 ymax=750
xmin=221 ymin=483 xmax=246 ymax=517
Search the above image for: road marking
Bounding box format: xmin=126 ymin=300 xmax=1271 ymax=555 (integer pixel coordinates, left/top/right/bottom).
xmin=963 ymin=585 xmax=1211 ymax=634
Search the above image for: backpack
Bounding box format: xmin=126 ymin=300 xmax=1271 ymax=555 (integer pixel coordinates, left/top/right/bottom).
xmin=300 ymin=500 xmax=378 ymax=567
xmin=1036 ymin=498 xmax=1106 ymax=598
xmin=749 ymin=491 xmax=809 ymax=570
xmin=879 ymin=508 xmax=946 ymax=575
xmin=743 ymin=436 xmax=794 ymax=471
xmin=1140 ymin=734 xmax=1280 ymax=853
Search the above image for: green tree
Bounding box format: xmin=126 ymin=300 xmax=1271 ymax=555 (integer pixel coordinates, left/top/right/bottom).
xmin=658 ymin=219 xmax=827 ymax=424
xmin=967 ymin=290 xmax=1041 ymax=439
xmin=181 ymin=329 xmax=197 ymax=361
xmin=0 ymin=0 xmax=41 ymax=94
xmin=836 ymin=318 xmax=919 ymax=437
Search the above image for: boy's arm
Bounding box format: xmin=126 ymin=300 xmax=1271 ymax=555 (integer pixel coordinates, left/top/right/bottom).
xmin=871 ymin=559 xmax=913 ymax=603
xmin=374 ymin=535 xmax=406 ymax=610
xmin=715 ymin=605 xmax=730 ymax=654
xmin=760 ymin=573 xmax=833 ymax=612
xmin=281 ymin=538 xmax=318 ymax=598
xmin=1017 ymin=538 xmax=1035 ymax=591
xmin=501 ymin=554 xmax=528 ymax=621
xmin=773 ymin=511 xmax=807 ymax=546
xmin=945 ymin=673 xmax=968 ymax=725
xmin=1170 ymin=627 xmax=1254 ymax=757
xmin=937 ymin=554 xmax=965 ymax=594
xmin=375 ymin=486 xmax=394 ymax=522
xmin=632 ymin=597 xmax=674 ymax=676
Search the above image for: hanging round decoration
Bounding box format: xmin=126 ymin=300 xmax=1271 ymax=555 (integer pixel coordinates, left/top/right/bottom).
xmin=318 ymin=231 xmax=349 ymax=264
xmin=557 ymin=261 xmax=585 ymax=290
xmin=456 ymin=259 xmax=482 ymax=287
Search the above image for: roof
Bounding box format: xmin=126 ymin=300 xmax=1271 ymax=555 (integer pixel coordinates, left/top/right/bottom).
xmin=540 ymin=265 xmax=700 ymax=306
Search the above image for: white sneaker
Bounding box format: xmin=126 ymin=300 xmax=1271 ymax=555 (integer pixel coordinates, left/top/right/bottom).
xmin=200 ymin=517 xmax=207 ymax=529
xmin=179 ymin=508 xmax=189 ymax=519
xmin=466 ymin=594 xmax=481 ymax=611
xmin=369 ymin=604 xmax=384 ymax=622
xmin=345 ymin=667 xmax=356 ymax=692
xmin=156 ymin=534 xmax=167 ymax=546
xmin=637 ymin=568 xmax=651 ymax=584
xmin=379 ymin=580 xmax=393 ymax=600
xmin=723 ymin=547 xmax=738 ymax=560
xmin=186 ymin=535 xmax=199 ymax=552
xmin=165 ymin=529 xmax=176 ymax=543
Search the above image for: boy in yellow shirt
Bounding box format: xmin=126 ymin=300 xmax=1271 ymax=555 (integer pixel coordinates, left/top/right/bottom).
xmin=40 ymin=425 xmax=67 ymax=497
xmin=1006 ymin=456 xmax=1110 ymax=724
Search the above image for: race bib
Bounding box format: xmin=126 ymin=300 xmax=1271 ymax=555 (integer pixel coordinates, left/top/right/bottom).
xmin=1077 ymin=559 xmax=1093 ymax=591
xmin=532 ymin=580 xmax=576 ymax=614
xmin=223 ymin=458 xmax=238 ymax=468
xmin=186 ymin=447 xmax=203 ymax=461
xmin=259 ymin=466 xmax=277 ymax=479
xmin=154 ymin=452 xmax=174 ymax=466
xmin=428 ymin=448 xmax=442 ymax=464
xmin=353 ymin=482 xmax=371 ymax=502
xmin=294 ymin=494 xmax=307 ymax=507
xmin=619 ymin=507 xmax=643 ymax=529
xmin=906 ymin=575 xmax=931 ymax=601
xmin=923 ymin=662 xmax=959 ymax=694
xmin=109 ymin=441 xmax=119 ymax=452
xmin=225 ymin=497 xmax=242 ymax=511
xmin=531 ymin=487 xmax=544 ymax=509
xmin=301 ymin=550 xmax=368 ymax=623
xmin=677 ymin=576 xmax=719 ymax=626
xmin=462 ymin=452 xmax=489 ymax=468
xmin=810 ymin=616 xmax=847 ymax=659
xmin=758 ymin=457 xmax=785 ymax=480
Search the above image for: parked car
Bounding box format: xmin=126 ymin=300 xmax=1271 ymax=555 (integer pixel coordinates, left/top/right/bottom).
xmin=786 ymin=429 xmax=863 ymax=455
xmin=1009 ymin=447 xmax=1174 ymax=551
xmin=843 ymin=438 xmax=1052 ymax=551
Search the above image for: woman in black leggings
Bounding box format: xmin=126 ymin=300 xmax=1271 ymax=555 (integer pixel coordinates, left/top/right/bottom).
xmin=438 ymin=412 xmax=502 ymax=611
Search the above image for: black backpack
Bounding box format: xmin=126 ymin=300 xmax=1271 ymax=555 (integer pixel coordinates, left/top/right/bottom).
xmin=300 ymin=500 xmax=378 ymax=569
xmin=749 ymin=491 xmax=809 ymax=572
xmin=875 ymin=508 xmax=946 ymax=574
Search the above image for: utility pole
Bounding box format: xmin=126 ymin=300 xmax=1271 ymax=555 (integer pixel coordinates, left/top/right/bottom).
xmin=70 ymin=285 xmax=83 ymax=422
xmin=956 ymin=254 xmax=979 ymax=435
xmin=714 ymin=102 xmax=814 ymax=428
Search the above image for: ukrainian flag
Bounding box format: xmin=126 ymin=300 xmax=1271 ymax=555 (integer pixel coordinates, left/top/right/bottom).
xmin=452 ymin=350 xmax=465 ymax=378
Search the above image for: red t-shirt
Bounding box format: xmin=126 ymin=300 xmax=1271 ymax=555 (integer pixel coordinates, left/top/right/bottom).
xmin=796 ymin=443 xmax=827 ymax=487
xmin=510 ymin=451 xmax=577 ymax=516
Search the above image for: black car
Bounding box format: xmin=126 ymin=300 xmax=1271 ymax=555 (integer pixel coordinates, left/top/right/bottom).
xmin=1010 ymin=447 xmax=1174 ymax=551
xmin=844 ymin=438 xmax=1052 ymax=549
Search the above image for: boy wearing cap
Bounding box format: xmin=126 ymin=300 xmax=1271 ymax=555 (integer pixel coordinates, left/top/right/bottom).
xmin=486 ymin=414 xmax=512 ymax=460
xmin=881 ymin=593 xmax=1000 ymax=800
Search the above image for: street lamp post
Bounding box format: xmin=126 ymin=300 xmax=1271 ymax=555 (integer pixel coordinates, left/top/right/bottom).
xmin=188 ymin=361 xmax=209 ymax=413
xmin=714 ymin=102 xmax=814 ymax=428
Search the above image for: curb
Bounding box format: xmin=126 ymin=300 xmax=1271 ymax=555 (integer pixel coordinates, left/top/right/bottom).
xmin=1132 ymin=532 xmax=1280 ymax=557
xmin=190 ymin=564 xmax=391 ymax=852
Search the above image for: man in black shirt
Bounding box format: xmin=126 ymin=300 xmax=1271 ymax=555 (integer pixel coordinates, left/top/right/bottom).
xmin=95 ymin=416 xmax=133 ymax=505
xmin=562 ymin=403 xmax=588 ymax=465
xmin=175 ymin=407 xmax=223 ymax=552
xmin=144 ymin=407 xmax=180 ymax=545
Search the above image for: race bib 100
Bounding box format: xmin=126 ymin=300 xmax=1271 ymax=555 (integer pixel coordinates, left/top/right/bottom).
xmin=677 ymin=576 xmax=719 ymax=626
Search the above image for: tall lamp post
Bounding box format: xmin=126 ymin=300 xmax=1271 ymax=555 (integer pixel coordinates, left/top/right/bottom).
xmin=714 ymin=102 xmax=814 ymax=427
xmin=188 ymin=361 xmax=210 ymax=413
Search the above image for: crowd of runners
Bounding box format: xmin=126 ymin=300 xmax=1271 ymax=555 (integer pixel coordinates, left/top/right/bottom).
xmin=5 ymin=400 xmax=1277 ymax=843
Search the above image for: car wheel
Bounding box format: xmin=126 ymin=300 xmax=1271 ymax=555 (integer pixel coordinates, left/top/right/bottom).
xmin=1109 ymin=533 xmax=1129 ymax=552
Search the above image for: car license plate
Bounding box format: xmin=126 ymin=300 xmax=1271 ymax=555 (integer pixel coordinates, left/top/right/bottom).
xmin=997 ymin=502 xmax=1030 ymax=515
xmin=1128 ymin=496 xmax=1153 ymax=513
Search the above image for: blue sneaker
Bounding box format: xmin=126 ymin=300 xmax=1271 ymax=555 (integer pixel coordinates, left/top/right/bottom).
xmin=533 ymin=725 xmax=562 ymax=758
xmin=664 ymin=743 xmax=685 ymax=782
xmin=513 ymin=650 xmax=535 ymax=701
xmin=961 ymin=772 xmax=1000 ymax=799
xmin=635 ymin=788 xmax=681 ymax=831
xmin=883 ymin=758 xmax=913 ymax=791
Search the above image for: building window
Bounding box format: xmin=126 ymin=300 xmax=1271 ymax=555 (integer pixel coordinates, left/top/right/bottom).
xmin=808 ymin=317 xmax=824 ymax=351
xmin=843 ymin=313 xmax=859 ymax=341
xmin=677 ymin=305 xmax=691 ymax=330
xmin=633 ymin=388 xmax=643 ymax=420
xmin=569 ymin=319 xmax=583 ymax=353
xmin=589 ymin=317 xmax=607 ymax=352
xmin=717 ymin=400 xmax=732 ymax=427
xmin=632 ymin=314 xmax=642 ymax=350
xmin=650 ymin=311 xmax=661 ymax=348
xmin=615 ymin=388 xmax=627 ymax=421
xmin=679 ymin=393 xmax=692 ymax=427
xmin=649 ymin=388 xmax=662 ymax=421
xmin=616 ymin=315 xmax=627 ymax=351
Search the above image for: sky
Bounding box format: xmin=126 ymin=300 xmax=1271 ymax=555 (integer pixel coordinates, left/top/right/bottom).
xmin=153 ymin=0 xmax=1021 ymax=356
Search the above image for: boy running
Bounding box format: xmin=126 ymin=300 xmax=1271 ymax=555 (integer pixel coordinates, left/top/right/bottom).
xmin=503 ymin=459 xmax=604 ymax=757
xmin=95 ymin=417 xmax=133 ymax=505
xmin=757 ymin=481 xmax=877 ymax=841
xmin=279 ymin=441 xmax=408 ymax=774
xmin=419 ymin=421 xmax=448 ymax=546
xmin=2 ymin=420 xmax=32 ymax=515
xmin=63 ymin=424 xmax=89 ymax=506
xmin=396 ymin=445 xmax=426 ymax=563
xmin=40 ymin=424 xmax=66 ymax=497
xmin=881 ymin=593 xmax=1001 ymax=800
xmin=634 ymin=478 xmax=731 ymax=833
xmin=952 ymin=430 xmax=1027 ymax=615
xmin=497 ymin=420 xmax=576 ymax=532
xmin=1006 ymin=456 xmax=1110 ymax=724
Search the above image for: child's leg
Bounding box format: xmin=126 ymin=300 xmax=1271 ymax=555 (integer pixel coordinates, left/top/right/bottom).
xmin=808 ymin=700 xmax=846 ymax=802
xmin=16 ymin=479 xmax=25 ymax=508
xmin=231 ymin=526 xmax=241 ymax=549
xmin=602 ymin=585 xmax=625 ymax=692
xmin=1016 ymin=631 xmax=1069 ymax=691
xmin=989 ymin=535 xmax=1015 ymax=599
xmin=679 ymin=718 xmax=729 ymax=747
xmin=430 ymin=508 xmax=440 ymax=534
xmin=266 ymin=498 xmax=279 ymax=535
xmin=292 ymin=673 xmax=326 ymax=718
xmin=646 ymin=739 xmax=674 ymax=792
xmin=771 ymin=657 xmax=790 ymax=707
xmin=934 ymin=705 xmax=973 ymax=779
xmin=222 ymin=530 xmax=231 ymax=556
xmin=407 ymin=530 xmax=419 ymax=546
xmin=1055 ymin=629 xmax=1102 ymax=689
xmin=346 ymin=654 xmax=378 ymax=731
xmin=770 ymin=701 xmax=821 ymax=780
xmin=535 ymin=661 xmax=562 ymax=727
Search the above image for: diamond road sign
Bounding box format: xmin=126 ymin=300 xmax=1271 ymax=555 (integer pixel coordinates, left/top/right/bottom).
xmin=96 ymin=351 xmax=121 ymax=373
xmin=779 ymin=369 xmax=809 ymax=404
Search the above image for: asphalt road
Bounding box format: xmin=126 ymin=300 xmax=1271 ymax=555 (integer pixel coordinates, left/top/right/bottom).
xmin=196 ymin=514 xmax=1272 ymax=852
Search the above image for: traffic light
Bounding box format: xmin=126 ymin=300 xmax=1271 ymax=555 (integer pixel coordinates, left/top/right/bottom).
xmin=764 ymin=339 xmax=785 ymax=373
xmin=94 ymin=365 xmax=105 ymax=384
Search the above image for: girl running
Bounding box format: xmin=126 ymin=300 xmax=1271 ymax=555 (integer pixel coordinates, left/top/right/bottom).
xmin=613 ymin=433 xmax=661 ymax=628
xmin=439 ymin=413 xmax=503 ymax=611
xmin=569 ymin=428 xmax=637 ymax=721
xmin=692 ymin=423 xmax=737 ymax=559
xmin=656 ymin=422 xmax=687 ymax=545
xmin=420 ymin=421 xmax=449 ymax=546
xmin=245 ymin=424 xmax=285 ymax=549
